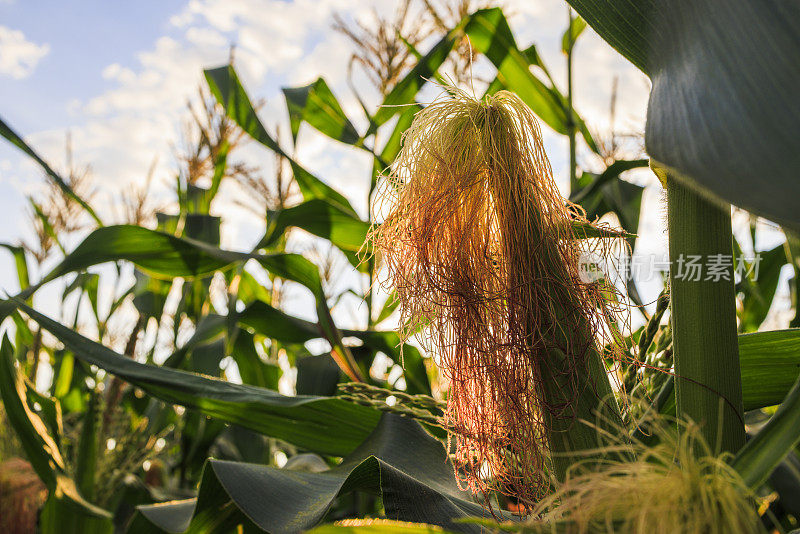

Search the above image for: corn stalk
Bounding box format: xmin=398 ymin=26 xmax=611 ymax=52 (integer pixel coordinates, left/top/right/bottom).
xmin=665 ymin=172 xmax=745 ymax=454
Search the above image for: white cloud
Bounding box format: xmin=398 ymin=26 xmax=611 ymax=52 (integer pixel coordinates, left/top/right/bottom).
xmin=0 ymin=25 xmax=49 ymax=79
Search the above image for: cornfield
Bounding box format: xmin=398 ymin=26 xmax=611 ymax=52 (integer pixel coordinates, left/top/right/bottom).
xmin=1 ymin=1 xmax=799 ymax=533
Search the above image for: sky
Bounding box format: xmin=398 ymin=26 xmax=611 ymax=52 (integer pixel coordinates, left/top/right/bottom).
xmin=0 ymin=0 xmax=790 ymax=336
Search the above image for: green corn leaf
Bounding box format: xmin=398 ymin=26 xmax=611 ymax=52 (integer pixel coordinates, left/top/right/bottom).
xmin=39 ymin=493 xmax=113 ymax=534
xmin=238 ymin=299 xmax=319 ymax=344
xmin=565 ymin=0 xmax=800 ymax=229
xmin=40 ymin=225 xmax=240 ymax=282
xmin=0 ymin=115 xmax=102 ymax=224
xmin=74 ymin=392 xmax=100 ymax=502
xmin=570 ymin=159 xmax=650 ymax=205
xmin=239 ymin=299 xmax=431 ymax=394
xmin=261 ymin=198 xmax=371 ymax=254
xmin=562 ymin=14 xmax=588 ymax=53
xmin=0 ymin=243 xmax=31 ymax=291
xmin=232 ymin=330 xmax=281 ymax=390
xmin=375 ymin=291 xmax=399 ymax=325
xmin=132 ymin=414 xmax=500 ymax=534
xmin=736 ymin=243 xmax=786 ymax=332
xmin=34 ymin=225 xmax=328 ymax=302
xmin=0 ymin=335 xmax=112 ymax=530
xmin=283 ymin=78 xmax=360 ymax=145
xmin=658 ymin=329 xmax=800 ymax=416
xmin=380 ymin=104 xmax=420 ymax=163
xmin=0 ymin=334 xmax=65 ymax=487
xmin=296 ymin=353 xmax=341 ymax=396
xmin=732 ymin=371 xmax=800 ymax=489
xmin=14 ymin=301 xmax=380 ymax=457
xmin=205 ymin=64 xmax=358 ymax=217
xmin=738 ymin=329 xmax=800 ymax=411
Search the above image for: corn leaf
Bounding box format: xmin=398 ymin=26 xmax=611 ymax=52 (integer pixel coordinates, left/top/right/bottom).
xmin=132 ymin=414 xmax=499 ymax=534
xmin=733 ymin=371 xmax=800 ymax=489
xmin=14 ymin=302 xmax=379 ymax=456
xmin=205 ymin=64 xmax=358 ymax=217
xmin=0 ymin=336 xmax=112 ymax=530
xmin=657 ymin=329 xmax=800 ymax=416
xmin=261 ymin=198 xmax=371 ymax=254
xmin=283 ymin=78 xmax=360 ymax=145
xmin=565 ymin=0 xmax=800 ymax=229
xmin=0 ymin=115 xmax=102 ymax=224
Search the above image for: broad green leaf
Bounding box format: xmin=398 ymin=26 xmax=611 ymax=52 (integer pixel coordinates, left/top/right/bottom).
xmin=132 ymin=271 xmax=172 ymax=320
xmin=583 ymin=178 xmax=644 ymax=238
xmin=465 ymin=8 xmax=597 ymax=152
xmin=738 ymin=329 xmax=800 ymax=411
xmin=36 ymin=226 xmax=330 ymax=306
xmin=0 ymin=243 xmax=31 ymax=290
xmin=565 ymin=0 xmax=800 ymax=229
xmin=380 ymin=104 xmax=421 ymax=163
xmin=560 ymin=1 xmax=651 ymax=72
xmin=204 ymin=65 xmax=358 ymax=217
xmin=658 ymin=329 xmax=800 ymax=416
xmin=342 ymin=328 xmax=430 ymax=395
xmin=133 ymin=414 xmax=500 ymax=534
xmin=238 ymin=299 xmax=319 ymax=344
xmin=562 ymin=14 xmax=588 ymax=53
xmin=39 ymin=488 xmax=113 ymax=534
xmin=570 ymin=159 xmax=649 ymax=204
xmin=235 ymin=269 xmax=273 ymax=305
xmin=284 ymin=78 xmax=360 ymax=145
xmin=53 ymin=351 xmax=75 ymax=399
xmin=183 ymin=212 xmax=222 ymax=245
xmin=0 ymin=115 xmax=101 ymax=224
xmin=130 ymin=465 xmax=260 ymax=533
xmin=375 ymin=291 xmax=399 ymax=325
xmin=732 ymin=371 xmax=800 ymax=489
xmin=232 ymin=330 xmax=281 ymax=389
xmin=41 ymin=225 xmax=240 ymax=282
xmin=15 ymin=302 xmax=380 ymax=457
xmin=262 ymin=198 xmax=371 ymax=254
xmin=296 ymin=354 xmax=341 ymax=396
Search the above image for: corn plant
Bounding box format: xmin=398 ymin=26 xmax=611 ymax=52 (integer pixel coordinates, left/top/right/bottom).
xmin=0 ymin=2 xmax=799 ymax=533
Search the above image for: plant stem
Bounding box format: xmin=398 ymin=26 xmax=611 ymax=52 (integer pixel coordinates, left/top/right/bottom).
xmin=366 ymin=153 xmax=380 ymax=328
xmin=666 ymin=177 xmax=745 ymax=454
xmin=566 ymin=9 xmax=578 ymax=193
